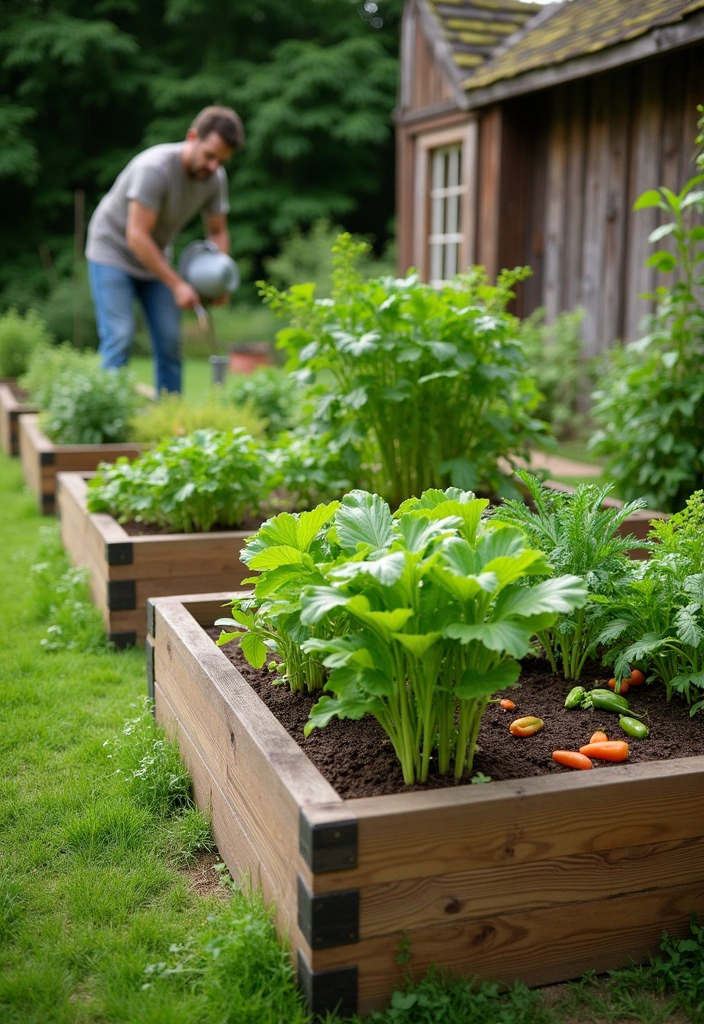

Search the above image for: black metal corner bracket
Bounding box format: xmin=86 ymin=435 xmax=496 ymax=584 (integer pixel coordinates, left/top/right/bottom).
xmin=41 ymin=493 xmax=55 ymax=515
xmin=299 ymin=810 xmax=358 ymax=873
xmin=105 ymin=541 xmax=133 ymax=566
xmin=106 ymin=579 xmax=136 ymax=611
xmin=107 ymin=630 xmax=137 ymax=649
xmin=297 ymin=874 xmax=359 ymax=950
xmin=39 ymin=451 xmax=55 ymax=466
xmin=297 ymin=950 xmax=357 ymax=1017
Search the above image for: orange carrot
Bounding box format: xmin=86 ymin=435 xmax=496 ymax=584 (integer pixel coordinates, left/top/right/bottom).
xmin=590 ymin=730 xmax=608 ymax=744
xmin=628 ymin=669 xmax=646 ymax=686
xmin=608 ymin=677 xmax=629 ymax=694
xmin=579 ymin=740 xmax=629 ymax=762
xmin=552 ymin=750 xmax=592 ymax=770
xmin=509 ymin=716 xmax=543 ymax=737
xmin=499 ymin=699 xmax=516 ymax=710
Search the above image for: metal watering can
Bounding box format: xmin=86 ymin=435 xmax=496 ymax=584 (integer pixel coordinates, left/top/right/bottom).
xmin=178 ymin=240 xmax=240 ymax=299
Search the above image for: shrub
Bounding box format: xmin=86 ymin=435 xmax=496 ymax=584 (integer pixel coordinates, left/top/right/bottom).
xmin=519 ymin=306 xmax=588 ymax=439
xmin=22 ymin=343 xmax=98 ymax=409
xmin=589 ymin=167 xmax=704 ymax=512
xmin=0 ymin=307 xmax=52 ymax=378
xmin=221 ymin=366 xmax=300 ymax=437
xmin=129 ymin=391 xmax=265 ymax=444
xmin=39 ymin=359 xmax=140 ymax=444
xmin=87 ymin=429 xmax=270 ymax=532
xmin=260 ymin=235 xmax=547 ymax=507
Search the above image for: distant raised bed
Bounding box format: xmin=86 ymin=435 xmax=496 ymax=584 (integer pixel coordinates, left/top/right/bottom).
xmin=148 ymin=591 xmax=704 ymax=1018
xmin=57 ymin=471 xmax=254 ymax=646
xmin=0 ymin=378 xmax=37 ymax=457
xmin=20 ymin=415 xmax=143 ymax=515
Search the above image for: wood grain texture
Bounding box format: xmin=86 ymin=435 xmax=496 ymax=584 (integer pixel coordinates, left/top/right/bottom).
xmin=581 ymin=74 xmax=610 ymax=359
xmin=0 ymin=382 xmax=36 ymax=457
xmin=316 ymin=881 xmax=704 ymax=1015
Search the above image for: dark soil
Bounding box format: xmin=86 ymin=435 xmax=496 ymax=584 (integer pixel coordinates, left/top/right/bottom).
xmin=206 ymin=627 xmax=704 ymax=799
xmin=120 ymin=515 xmax=263 ymax=536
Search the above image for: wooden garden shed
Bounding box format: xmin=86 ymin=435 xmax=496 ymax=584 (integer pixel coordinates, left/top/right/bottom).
xmin=396 ymin=0 xmax=704 ymax=356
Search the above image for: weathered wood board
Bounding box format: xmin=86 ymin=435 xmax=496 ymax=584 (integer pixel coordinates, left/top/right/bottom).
xmin=57 ymin=471 xmax=254 ymax=646
xmin=149 ymin=592 xmax=704 ymax=1017
xmin=0 ymin=380 xmax=37 ymax=457
xmin=19 ymin=414 xmax=143 ymax=515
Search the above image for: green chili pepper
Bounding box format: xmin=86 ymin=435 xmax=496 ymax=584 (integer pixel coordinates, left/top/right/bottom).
xmin=619 ymin=715 xmax=649 ymax=739
xmin=584 ymin=689 xmax=630 ymax=714
xmin=565 ymin=686 xmax=586 ymax=709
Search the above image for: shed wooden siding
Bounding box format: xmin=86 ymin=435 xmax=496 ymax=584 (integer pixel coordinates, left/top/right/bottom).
xmin=399 ymin=44 xmax=704 ymax=355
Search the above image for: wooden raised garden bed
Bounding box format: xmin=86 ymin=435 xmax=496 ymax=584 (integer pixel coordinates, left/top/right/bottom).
xmin=20 ymin=414 xmax=143 ymax=515
xmin=148 ymin=591 xmax=704 ymax=1018
xmin=0 ymin=378 xmax=37 ymax=457
xmin=57 ymin=471 xmax=254 ymax=647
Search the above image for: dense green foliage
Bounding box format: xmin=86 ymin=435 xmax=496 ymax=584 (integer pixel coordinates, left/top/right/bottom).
xmin=0 ymin=0 xmax=400 ymax=309
xmin=262 ymin=236 xmax=546 ymax=507
xmin=87 ymin=429 xmax=268 ymax=532
xmin=220 ymin=487 xmax=587 ymax=783
xmin=221 ymin=366 xmax=300 ymax=437
xmin=589 ymin=170 xmax=704 ymax=511
xmin=519 ymin=306 xmax=588 ymax=440
xmin=598 ymin=490 xmax=704 ymax=709
xmin=0 ymin=308 xmax=52 ymax=378
xmin=492 ymin=474 xmax=645 ymax=680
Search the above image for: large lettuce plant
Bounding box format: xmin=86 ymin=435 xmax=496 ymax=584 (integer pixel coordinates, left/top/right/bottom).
xmin=219 ymin=488 xmax=587 ymax=784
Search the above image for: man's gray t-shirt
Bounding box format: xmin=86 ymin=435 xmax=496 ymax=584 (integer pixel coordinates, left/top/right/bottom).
xmin=85 ymin=142 xmax=229 ymax=279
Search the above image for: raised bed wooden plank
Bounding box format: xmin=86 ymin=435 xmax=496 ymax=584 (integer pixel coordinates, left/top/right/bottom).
xmin=0 ymin=380 xmax=37 ymax=457
xmin=20 ymin=415 xmax=142 ymax=515
xmin=57 ymin=471 xmax=255 ymax=644
xmin=149 ymin=592 xmax=704 ymax=1017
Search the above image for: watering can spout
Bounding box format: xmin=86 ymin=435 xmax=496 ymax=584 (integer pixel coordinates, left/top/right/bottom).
xmin=178 ymin=240 xmax=240 ymax=300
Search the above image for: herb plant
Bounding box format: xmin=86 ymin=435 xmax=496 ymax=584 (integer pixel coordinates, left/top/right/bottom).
xmin=222 ymin=366 xmax=300 ymax=437
xmin=259 ymin=235 xmax=547 ymax=506
xmin=129 ymin=391 xmax=265 ymax=444
xmin=40 ymin=362 xmax=140 ymax=445
xmin=21 ymin=341 xmax=89 ymax=409
xmin=87 ymin=429 xmax=269 ymax=533
xmin=221 ymin=487 xmax=587 ymax=783
xmin=589 ymin=163 xmax=704 ymax=512
xmin=0 ymin=308 xmax=52 ymax=378
xmin=598 ymin=490 xmax=704 ymax=710
xmin=491 ymin=473 xmax=646 ymax=679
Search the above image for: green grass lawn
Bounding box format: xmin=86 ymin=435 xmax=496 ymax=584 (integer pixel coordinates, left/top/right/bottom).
xmin=0 ymin=453 xmax=700 ymax=1023
xmin=130 ymin=356 xmax=214 ymax=404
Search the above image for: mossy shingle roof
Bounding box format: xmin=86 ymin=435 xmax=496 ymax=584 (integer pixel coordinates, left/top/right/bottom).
xmin=427 ymin=0 xmax=704 ymax=89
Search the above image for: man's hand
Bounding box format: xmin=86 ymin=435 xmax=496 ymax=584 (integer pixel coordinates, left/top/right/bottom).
xmin=172 ymin=279 xmax=201 ymax=310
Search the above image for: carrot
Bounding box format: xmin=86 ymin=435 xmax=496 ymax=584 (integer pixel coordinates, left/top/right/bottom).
xmin=579 ymin=740 xmax=629 ymax=762
xmin=608 ymin=677 xmax=629 ymax=694
xmin=628 ymin=669 xmax=646 ymax=686
xmin=509 ymin=716 xmax=543 ymax=737
xmin=499 ymin=699 xmax=516 ymax=710
xmin=552 ymin=750 xmax=592 ymax=770
xmin=590 ymin=730 xmax=608 ymax=744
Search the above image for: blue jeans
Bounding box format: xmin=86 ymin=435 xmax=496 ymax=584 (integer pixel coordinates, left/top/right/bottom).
xmin=88 ymin=260 xmax=182 ymax=394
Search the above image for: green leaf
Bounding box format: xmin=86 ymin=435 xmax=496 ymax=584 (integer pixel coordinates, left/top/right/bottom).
xmin=299 ymin=585 xmax=350 ymax=624
xmin=296 ymin=502 xmax=340 ymax=549
xmin=645 ymin=251 xmax=677 ymax=272
xmin=681 ymin=190 xmax=704 ymax=209
xmin=345 ymin=595 xmax=414 ymax=636
xmin=648 ymin=223 xmax=676 ymax=244
xmin=335 ymin=491 xmax=393 ymax=552
xmin=493 ymin=576 xmax=588 ymax=619
xmin=391 ymin=631 xmax=443 ymax=658
xmin=455 ymin=659 xmax=521 ymax=700
xmin=247 ymin=545 xmax=306 ymax=570
xmin=239 ymin=630 xmax=268 ymax=668
xmin=445 ymin=621 xmax=534 ymax=659
xmin=633 ymin=189 xmax=664 ymax=210
xmin=332 ymin=552 xmax=407 ymax=587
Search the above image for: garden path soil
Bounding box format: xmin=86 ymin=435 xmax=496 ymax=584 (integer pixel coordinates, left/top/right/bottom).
xmin=206 ymin=628 xmax=704 ymax=800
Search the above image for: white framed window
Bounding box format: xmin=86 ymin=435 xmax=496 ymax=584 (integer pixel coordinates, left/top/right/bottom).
xmin=429 ymin=144 xmax=464 ymax=285
xmin=412 ymin=122 xmax=477 ymax=285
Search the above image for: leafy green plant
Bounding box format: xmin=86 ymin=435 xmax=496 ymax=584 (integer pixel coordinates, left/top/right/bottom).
xmin=222 ymin=487 xmax=587 ymax=783
xmin=87 ymin=429 xmax=270 ymax=532
xmin=647 ymin=911 xmax=704 ymax=1018
xmin=519 ymin=306 xmax=588 ymax=440
xmin=221 ymin=366 xmax=300 ymax=437
xmin=21 ymin=341 xmax=89 ymax=408
xmin=491 ymin=473 xmax=646 ymax=678
xmin=259 ymin=235 xmax=547 ymax=506
xmin=0 ymin=307 xmax=52 ymax=378
xmin=40 ymin=362 xmax=140 ymax=444
xmin=589 ymin=165 xmax=704 ymax=512
xmin=267 ymin=429 xmax=357 ymax=509
xmin=598 ymin=490 xmax=704 ymax=709
xmin=129 ymin=390 xmax=265 ymax=444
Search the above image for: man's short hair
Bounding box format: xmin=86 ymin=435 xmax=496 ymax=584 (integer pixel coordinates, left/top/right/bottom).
xmin=191 ymin=106 xmax=245 ymax=150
